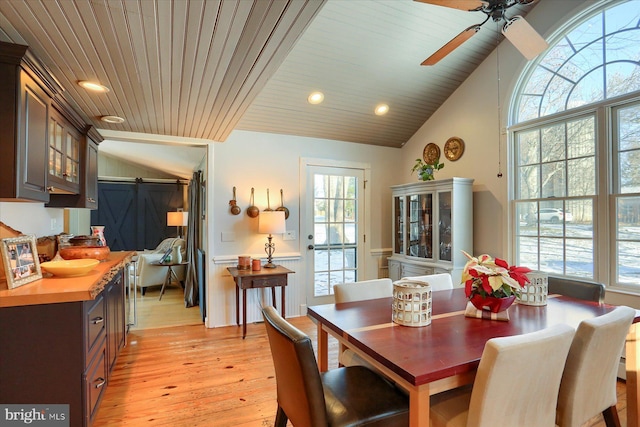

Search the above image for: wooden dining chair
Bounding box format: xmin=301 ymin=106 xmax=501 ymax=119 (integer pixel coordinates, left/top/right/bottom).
xmin=430 ymin=323 xmax=575 ymax=427
xmin=402 ymin=273 xmax=454 ymax=291
xmin=261 ymin=306 xmax=409 ymax=427
xmin=556 ymin=306 xmax=635 ymax=427
xmin=333 ymin=278 xmax=393 ymax=369
xmin=547 ymin=276 xmax=605 ymax=303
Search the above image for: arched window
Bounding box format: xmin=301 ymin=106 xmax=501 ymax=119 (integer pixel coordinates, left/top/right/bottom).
xmin=511 ymin=0 xmax=640 ymax=290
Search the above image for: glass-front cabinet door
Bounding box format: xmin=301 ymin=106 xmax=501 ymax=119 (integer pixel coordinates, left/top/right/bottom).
xmin=394 ymin=196 xmax=404 ymax=255
xmin=407 ymin=193 xmax=433 ymax=258
xmin=438 ymin=191 xmax=452 ymax=261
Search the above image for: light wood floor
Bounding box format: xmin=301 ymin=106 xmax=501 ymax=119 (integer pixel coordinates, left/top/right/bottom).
xmin=130 ymin=284 xmax=203 ymax=330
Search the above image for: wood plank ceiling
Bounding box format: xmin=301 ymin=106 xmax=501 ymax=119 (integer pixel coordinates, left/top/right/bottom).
xmin=0 ymin=0 xmax=535 ymax=149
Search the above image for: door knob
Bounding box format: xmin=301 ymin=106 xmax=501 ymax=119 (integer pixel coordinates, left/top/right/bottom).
xmin=308 ymin=245 xmax=314 ymax=250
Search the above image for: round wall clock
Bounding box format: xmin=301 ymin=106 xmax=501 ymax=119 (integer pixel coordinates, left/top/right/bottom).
xmin=444 ymin=137 xmax=465 ymax=161
xmin=423 ymin=143 xmax=440 ymax=164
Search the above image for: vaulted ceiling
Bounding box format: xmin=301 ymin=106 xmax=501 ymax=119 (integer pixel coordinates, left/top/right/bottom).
xmin=0 ymin=0 xmax=536 ymax=153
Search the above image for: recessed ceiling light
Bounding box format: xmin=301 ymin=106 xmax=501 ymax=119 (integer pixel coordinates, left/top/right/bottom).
xmin=78 ymin=80 xmax=110 ymax=92
xmin=100 ymin=115 xmax=125 ymax=124
xmin=308 ymin=91 xmax=324 ymax=104
xmin=374 ymin=104 xmax=389 ymax=116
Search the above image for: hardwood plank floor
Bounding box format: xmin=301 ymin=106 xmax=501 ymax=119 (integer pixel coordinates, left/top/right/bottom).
xmin=130 ymin=285 xmax=202 ymax=330
xmin=96 ymin=297 xmax=627 ymax=426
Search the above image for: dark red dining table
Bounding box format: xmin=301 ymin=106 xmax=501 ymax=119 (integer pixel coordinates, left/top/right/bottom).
xmin=307 ymin=288 xmax=640 ymax=427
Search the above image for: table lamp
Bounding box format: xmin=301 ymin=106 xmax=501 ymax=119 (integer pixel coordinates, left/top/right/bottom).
xmin=167 ymin=209 xmax=189 ymax=238
xmin=258 ymin=211 xmax=286 ymax=268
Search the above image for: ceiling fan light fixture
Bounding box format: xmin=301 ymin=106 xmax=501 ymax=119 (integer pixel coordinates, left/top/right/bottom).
xmin=502 ymin=15 xmax=548 ymax=60
xmin=78 ymin=80 xmax=110 ymax=93
xmin=374 ymin=104 xmax=389 ymax=116
xmin=100 ymin=115 xmax=125 ymax=124
xmin=308 ymin=91 xmax=324 ymax=104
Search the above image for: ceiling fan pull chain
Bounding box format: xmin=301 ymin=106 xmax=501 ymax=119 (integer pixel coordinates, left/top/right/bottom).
xmin=496 ymin=22 xmax=503 ymax=179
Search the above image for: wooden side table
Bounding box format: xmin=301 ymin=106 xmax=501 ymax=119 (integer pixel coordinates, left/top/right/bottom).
xmin=150 ymin=261 xmax=188 ymax=301
xmin=227 ymin=265 xmax=294 ymax=339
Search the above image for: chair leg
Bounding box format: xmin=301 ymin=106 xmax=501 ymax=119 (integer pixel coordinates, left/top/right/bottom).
xmin=274 ymin=405 xmax=288 ymax=427
xmin=602 ymin=405 xmax=621 ymax=427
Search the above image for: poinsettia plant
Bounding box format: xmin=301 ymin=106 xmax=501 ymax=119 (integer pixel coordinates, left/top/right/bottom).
xmin=461 ymin=251 xmax=532 ymax=299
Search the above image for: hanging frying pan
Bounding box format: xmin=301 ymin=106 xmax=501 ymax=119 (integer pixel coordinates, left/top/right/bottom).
xmin=247 ymin=188 xmax=259 ymax=218
xmin=276 ymin=189 xmax=289 ymax=219
xmin=229 ymin=186 xmax=241 ymax=215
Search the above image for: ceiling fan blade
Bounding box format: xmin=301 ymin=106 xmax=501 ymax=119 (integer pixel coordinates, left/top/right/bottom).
xmin=413 ymin=0 xmax=488 ymax=12
xmin=502 ymin=16 xmax=548 ymax=60
xmin=421 ymin=25 xmax=481 ymax=66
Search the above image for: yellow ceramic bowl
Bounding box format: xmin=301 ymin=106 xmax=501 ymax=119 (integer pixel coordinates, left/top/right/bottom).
xmin=41 ymin=259 xmax=100 ymax=277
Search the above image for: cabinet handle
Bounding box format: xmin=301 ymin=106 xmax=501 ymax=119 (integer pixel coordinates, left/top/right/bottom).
xmin=94 ymin=377 xmax=106 ymax=389
xmin=92 ymin=317 xmax=104 ymax=324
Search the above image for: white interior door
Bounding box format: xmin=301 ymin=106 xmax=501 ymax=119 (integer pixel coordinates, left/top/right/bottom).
xmin=304 ymin=165 xmax=365 ymax=306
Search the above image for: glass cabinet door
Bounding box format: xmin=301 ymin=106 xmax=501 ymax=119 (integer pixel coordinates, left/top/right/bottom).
xmin=439 ymin=191 xmax=452 ymax=261
xmin=408 ymin=195 xmax=419 ymax=256
xmin=408 ymin=193 xmax=433 ymax=258
xmin=394 ymin=196 xmax=404 ymax=254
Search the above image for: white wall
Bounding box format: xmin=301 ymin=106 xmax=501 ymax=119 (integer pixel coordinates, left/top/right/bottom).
xmin=206 ymin=130 xmax=402 ymax=327
xmin=0 ymin=203 xmax=64 ymax=236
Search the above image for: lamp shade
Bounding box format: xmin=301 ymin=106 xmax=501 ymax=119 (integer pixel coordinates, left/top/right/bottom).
xmin=167 ymin=211 xmax=189 ymax=227
xmin=258 ymin=211 xmax=286 ymax=235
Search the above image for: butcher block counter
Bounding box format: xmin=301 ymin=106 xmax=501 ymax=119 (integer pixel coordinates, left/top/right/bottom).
xmin=0 ymin=251 xmax=134 ymax=307
xmin=0 ymin=250 xmax=134 ymax=427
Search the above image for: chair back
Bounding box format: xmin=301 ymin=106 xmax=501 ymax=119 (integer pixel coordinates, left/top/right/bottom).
xmin=467 ymin=323 xmax=575 ymax=427
xmin=334 ymin=278 xmax=392 ymax=303
xmin=403 ymin=273 xmax=453 ymax=292
xmin=548 ymin=276 xmax=605 ymax=303
xmin=556 ymin=306 xmax=635 ymax=427
xmin=262 ymin=306 xmax=327 ymax=427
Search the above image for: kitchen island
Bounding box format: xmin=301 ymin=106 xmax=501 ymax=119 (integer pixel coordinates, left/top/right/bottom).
xmin=0 ymin=251 xmax=134 ymax=427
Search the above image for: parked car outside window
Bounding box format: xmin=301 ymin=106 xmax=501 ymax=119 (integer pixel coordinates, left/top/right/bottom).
xmin=530 ymin=208 xmax=573 ymax=223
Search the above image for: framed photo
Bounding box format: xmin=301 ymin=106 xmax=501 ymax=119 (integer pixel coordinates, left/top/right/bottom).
xmin=1 ymin=235 xmax=43 ymax=289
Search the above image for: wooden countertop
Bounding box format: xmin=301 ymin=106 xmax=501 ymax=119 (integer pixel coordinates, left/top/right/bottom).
xmin=0 ymin=251 xmax=135 ymax=308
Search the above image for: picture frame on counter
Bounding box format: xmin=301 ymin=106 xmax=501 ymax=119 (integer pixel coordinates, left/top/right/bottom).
xmin=1 ymin=235 xmax=42 ymax=289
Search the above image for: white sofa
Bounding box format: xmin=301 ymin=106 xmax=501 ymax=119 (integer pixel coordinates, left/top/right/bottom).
xmin=130 ymin=238 xmax=187 ymax=295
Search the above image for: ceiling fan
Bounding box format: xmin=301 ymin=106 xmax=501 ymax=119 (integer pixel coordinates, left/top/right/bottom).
xmin=415 ymin=0 xmax=548 ymax=66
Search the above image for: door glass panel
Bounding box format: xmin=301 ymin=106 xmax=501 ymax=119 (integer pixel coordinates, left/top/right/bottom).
xmin=311 ymin=170 xmax=360 ymax=298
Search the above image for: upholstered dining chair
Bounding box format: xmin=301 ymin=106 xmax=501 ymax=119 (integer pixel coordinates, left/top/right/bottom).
xmin=333 ymin=278 xmax=393 ymax=303
xmin=430 ymin=323 xmax=575 ymax=427
xmin=556 ymin=306 xmax=635 ymax=427
xmin=262 ymin=306 xmax=409 ymax=427
xmin=333 ymin=278 xmax=393 ymax=369
xmin=548 ymin=276 xmax=605 ymax=303
xmin=402 ymin=273 xmax=454 ymax=291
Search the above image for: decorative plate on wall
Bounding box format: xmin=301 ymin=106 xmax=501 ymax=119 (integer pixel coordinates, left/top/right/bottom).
xmin=444 ymin=137 xmax=465 ymax=161
xmin=423 ymin=143 xmax=441 ymax=164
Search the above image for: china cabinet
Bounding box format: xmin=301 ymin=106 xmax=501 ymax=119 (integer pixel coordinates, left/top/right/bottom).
xmin=388 ymin=177 xmax=473 ymax=285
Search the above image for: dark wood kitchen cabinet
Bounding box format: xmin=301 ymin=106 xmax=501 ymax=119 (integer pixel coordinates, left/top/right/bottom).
xmin=48 ymin=107 xmax=82 ymax=194
xmin=0 ymin=40 xmax=103 ymax=206
xmin=47 ymin=130 xmax=101 ymax=209
xmin=0 ymin=43 xmax=54 ymax=202
xmin=0 ymin=268 xmax=126 ymax=427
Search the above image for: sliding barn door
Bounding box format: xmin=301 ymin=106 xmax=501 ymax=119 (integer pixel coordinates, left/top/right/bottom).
xmin=91 ymin=181 xmax=186 ymax=251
